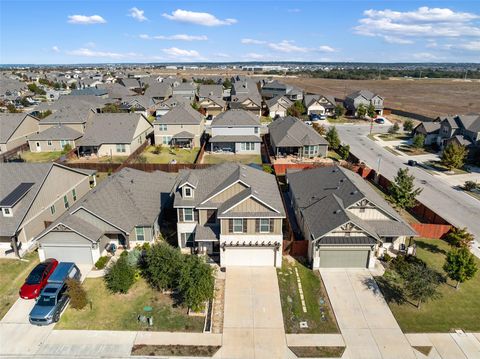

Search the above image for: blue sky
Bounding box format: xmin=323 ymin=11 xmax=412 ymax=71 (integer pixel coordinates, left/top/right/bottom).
xmin=1 ymin=0 xmax=479 ymax=64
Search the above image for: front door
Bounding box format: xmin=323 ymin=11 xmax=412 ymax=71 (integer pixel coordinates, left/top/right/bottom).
xmin=36 ymin=142 xmax=41 ymax=152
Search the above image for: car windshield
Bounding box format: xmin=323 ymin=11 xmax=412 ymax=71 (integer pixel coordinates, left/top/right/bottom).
xmin=37 ymin=295 xmax=56 ymax=306
xmin=25 ymin=265 xmax=47 ymax=284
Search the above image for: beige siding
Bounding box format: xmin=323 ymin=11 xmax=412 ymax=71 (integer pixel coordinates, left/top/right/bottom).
xmin=73 ymin=208 xmax=120 ymax=233
xmin=154 ymin=121 xmax=205 ymax=147
xmin=198 ymin=210 xmax=207 ymax=225
xmin=21 ymin=166 xmax=91 ymax=242
xmin=97 ymin=144 xmax=132 ymax=156
xmin=349 ymin=208 xmax=391 ymax=221
xmin=28 ymin=139 xmax=77 ymax=152
xmin=129 ymin=226 xmax=154 ymax=243
xmin=208 ymin=182 xmax=247 ymax=203
xmin=228 ymin=197 xmax=273 ymax=213
xmin=220 ymin=218 xmax=282 ymax=235
xmin=133 ymin=116 xmax=154 ymax=140
xmin=5 ymin=115 xmax=39 ymax=151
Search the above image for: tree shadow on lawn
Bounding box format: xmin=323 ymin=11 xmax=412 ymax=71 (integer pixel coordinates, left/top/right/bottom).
xmin=366 ymin=277 xmax=408 ymax=306
xmin=414 ymin=240 xmax=446 ymax=255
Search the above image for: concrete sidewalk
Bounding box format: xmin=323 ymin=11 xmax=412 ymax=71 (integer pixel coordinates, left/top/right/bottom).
xmin=135 ymin=331 xmax=222 ymax=346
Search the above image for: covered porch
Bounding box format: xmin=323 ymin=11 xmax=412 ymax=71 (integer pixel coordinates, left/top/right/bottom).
xmin=194 ymin=224 xmax=220 ymax=263
xmin=171 ymin=131 xmax=195 ymax=149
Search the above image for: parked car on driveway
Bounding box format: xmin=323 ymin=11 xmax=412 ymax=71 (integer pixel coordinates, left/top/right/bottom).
xmin=19 ymin=258 xmax=58 ymax=299
xmin=375 ymin=117 xmax=385 ymax=124
xmin=29 ymin=283 xmax=69 ymax=325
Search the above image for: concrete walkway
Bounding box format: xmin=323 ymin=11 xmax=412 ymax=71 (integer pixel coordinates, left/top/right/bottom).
xmin=219 ymin=266 xmax=291 ymax=359
xmin=406 ymin=332 xmax=480 ymax=359
xmin=321 ymin=269 xmax=416 ymax=359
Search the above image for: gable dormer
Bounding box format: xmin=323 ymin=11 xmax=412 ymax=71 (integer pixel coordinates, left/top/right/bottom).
xmin=182 ymin=185 xmax=194 ymax=199
xmin=0 ymin=182 xmax=35 ymax=218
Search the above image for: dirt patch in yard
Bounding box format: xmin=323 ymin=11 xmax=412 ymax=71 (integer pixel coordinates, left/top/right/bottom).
xmin=131 ymin=344 xmax=221 ymax=357
xmin=289 ymin=346 xmax=345 ymax=358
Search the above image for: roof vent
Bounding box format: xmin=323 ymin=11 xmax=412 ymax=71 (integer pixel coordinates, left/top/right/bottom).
xmin=351 ymin=190 xmax=358 ymax=195
xmin=334 ymin=209 xmax=342 ymax=214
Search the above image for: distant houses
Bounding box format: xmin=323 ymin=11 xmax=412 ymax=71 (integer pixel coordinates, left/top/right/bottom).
xmin=344 ymin=90 xmax=384 ymax=117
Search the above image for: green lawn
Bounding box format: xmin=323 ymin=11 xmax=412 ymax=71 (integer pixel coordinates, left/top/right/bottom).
xmin=0 ymin=252 xmax=39 ymax=319
xmin=423 ymin=161 xmax=469 ymax=175
xmin=260 ymin=116 xmax=273 ymax=124
xmin=56 ymin=277 xmax=205 ymax=332
xmin=139 ymin=146 xmax=199 ymax=164
xmin=378 ymin=238 xmax=480 ymax=332
xmin=277 ymin=260 xmax=339 ymax=334
xmin=202 ymin=153 xmax=262 ymax=165
xmin=398 ymin=145 xmax=438 ymax=156
xmin=327 ymin=116 xmax=354 ymax=124
xmin=383 ymin=146 xmax=402 ymax=156
xmin=327 ymin=151 xmax=341 ymax=161
xmin=21 ymin=151 xmax=62 ymax=163
xmin=378 ymin=133 xmax=412 ymax=141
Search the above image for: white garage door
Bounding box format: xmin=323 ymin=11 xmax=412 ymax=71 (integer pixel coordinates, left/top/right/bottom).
xmin=223 ymin=248 xmax=275 ymax=267
xmin=43 ymin=245 xmax=93 ymax=265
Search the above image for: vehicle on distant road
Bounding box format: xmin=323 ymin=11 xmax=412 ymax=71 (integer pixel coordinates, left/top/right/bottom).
xmin=19 ymin=258 xmax=58 ymax=299
xmin=304 ymin=121 xmax=313 ymax=126
xmin=407 ymin=160 xmax=417 ymax=166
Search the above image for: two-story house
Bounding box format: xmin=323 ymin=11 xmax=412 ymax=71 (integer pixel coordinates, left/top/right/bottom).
xmin=287 ymin=166 xmax=417 ymax=269
xmin=265 ymin=95 xmax=293 ymax=118
xmin=261 ymin=80 xmax=303 ymax=101
xmin=172 ymin=82 xmax=196 ymax=100
xmin=209 ymin=109 xmax=261 ymax=154
xmin=344 ymin=90 xmax=384 ymax=117
xmin=36 ymin=168 xmax=177 ymax=265
xmin=174 ymin=163 xmax=285 ymax=267
xmin=230 ymin=78 xmax=262 ymax=116
xmin=153 ymin=104 xmax=205 ymax=148
xmin=0 ymin=113 xmax=39 ymax=154
xmin=438 ymin=114 xmax=480 ymax=149
xmin=0 ymin=163 xmax=94 ymax=256
xmin=303 ymin=94 xmax=336 ymax=116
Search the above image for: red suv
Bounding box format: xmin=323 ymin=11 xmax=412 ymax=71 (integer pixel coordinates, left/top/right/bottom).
xmin=19 ymin=258 xmax=58 ymax=299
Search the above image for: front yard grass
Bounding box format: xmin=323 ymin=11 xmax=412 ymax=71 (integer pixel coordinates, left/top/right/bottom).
xmin=139 ymin=146 xmax=199 ymax=164
xmin=20 ymin=151 xmax=62 ymax=163
xmin=327 ymin=116 xmax=354 ymax=124
xmin=327 ymin=151 xmax=341 ymax=161
xmin=378 ymin=133 xmax=411 ymax=141
xmin=377 ymin=238 xmax=480 ymax=332
xmin=56 ymin=277 xmax=205 ymax=332
xmin=132 ymin=344 xmax=220 ymax=357
xmin=202 ymin=153 xmax=262 ymax=165
xmin=277 ymin=259 xmax=339 ymax=334
xmin=0 ymin=252 xmax=39 ymax=319
xmin=398 ymin=145 xmax=438 ymax=156
xmin=423 ymin=160 xmax=469 ymax=175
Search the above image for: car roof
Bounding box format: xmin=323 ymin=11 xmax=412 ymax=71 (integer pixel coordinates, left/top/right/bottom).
xmin=41 ymin=283 xmax=63 ymax=295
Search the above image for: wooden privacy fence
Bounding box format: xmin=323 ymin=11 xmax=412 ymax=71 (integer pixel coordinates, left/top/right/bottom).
xmin=283 ymin=240 xmax=309 ymax=257
xmin=411 ymin=223 xmax=452 ymax=239
xmin=1 ymin=143 xmax=29 ymax=162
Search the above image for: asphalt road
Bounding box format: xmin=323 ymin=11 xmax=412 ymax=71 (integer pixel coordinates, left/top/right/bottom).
xmin=333 ymin=123 xmax=480 ymax=257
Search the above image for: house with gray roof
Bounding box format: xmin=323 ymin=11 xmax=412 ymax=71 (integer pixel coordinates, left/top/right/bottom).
xmin=303 ymin=94 xmax=336 ymax=116
xmin=174 ymin=162 xmax=285 ymax=267
xmin=261 ymin=80 xmax=303 ymax=101
xmin=36 ymin=168 xmax=177 ymax=265
xmin=209 ymin=109 xmax=261 ymax=154
xmin=197 ymin=84 xmax=223 ymax=100
xmin=266 ymin=95 xmax=293 ymax=118
xmin=172 ymin=82 xmax=196 ymax=100
xmin=287 ymin=166 xmax=417 ymax=268
xmin=344 ymin=90 xmax=384 ymax=117
xmin=0 ymin=163 xmax=93 ymax=257
xmin=28 ymin=125 xmax=83 ymax=152
xmin=144 ymin=81 xmax=173 ymax=101
xmin=413 ymin=121 xmax=441 ymax=145
xmin=230 ymin=78 xmax=262 ymax=116
xmin=154 ymin=95 xmax=192 ymax=117
xmin=0 ymin=113 xmax=39 ymax=153
xmin=438 ymin=114 xmax=480 ymax=149
xmin=268 ymin=116 xmax=328 ymax=158
xmin=38 ymin=107 xmax=95 ymax=134
xmin=78 ymin=113 xmax=153 ymax=157
xmin=153 ymin=104 xmax=205 ymax=148
xmin=197 ymin=96 xmax=226 ymax=118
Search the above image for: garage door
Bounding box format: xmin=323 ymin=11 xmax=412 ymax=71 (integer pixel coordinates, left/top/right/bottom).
xmin=319 ymin=249 xmax=369 ymax=268
xmin=223 ymin=248 xmax=275 ymax=267
xmin=43 ymin=245 xmax=93 ymax=265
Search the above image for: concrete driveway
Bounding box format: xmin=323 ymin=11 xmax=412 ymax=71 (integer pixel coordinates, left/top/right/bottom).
xmin=321 ymin=269 xmax=416 ymax=359
xmin=220 ymin=267 xmax=290 ymax=359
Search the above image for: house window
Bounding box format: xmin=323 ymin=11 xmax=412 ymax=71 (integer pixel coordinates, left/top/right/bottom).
xmin=240 ymin=142 xmax=254 ymax=151
xmin=183 ymin=208 xmax=194 ymax=222
xmin=304 ymin=145 xmax=318 ymax=157
xmin=60 ymin=140 xmax=68 ymax=148
xmin=233 ymin=218 xmax=244 ymax=233
xmin=184 ymin=187 xmax=192 ymax=198
xmin=254 ymin=127 xmax=259 ymax=134
xmin=181 ymin=232 xmax=194 ymax=247
xmin=50 ymin=205 xmax=56 ymax=215
xmin=48 ymin=140 xmax=52 ymax=146
xmin=116 ymin=144 xmax=126 ymax=153
xmin=162 ymin=136 xmax=172 ymax=145
xmin=72 ymin=188 xmax=77 ymax=201
xmin=159 ymin=124 xmax=168 ymax=131
xmin=135 ymin=227 xmax=145 ymax=241
xmin=260 ymin=218 xmax=271 ymax=233
xmin=2 ymin=208 xmax=12 ymax=217
xmin=63 ymin=195 xmax=69 ymax=209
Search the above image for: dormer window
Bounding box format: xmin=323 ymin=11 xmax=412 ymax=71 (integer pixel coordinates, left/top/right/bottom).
xmin=2 ymin=207 xmax=12 ymax=217
xmin=184 ymin=187 xmax=193 ymax=198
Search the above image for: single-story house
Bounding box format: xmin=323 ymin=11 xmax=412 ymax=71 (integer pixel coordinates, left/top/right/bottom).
xmin=28 ymin=125 xmax=83 ymax=152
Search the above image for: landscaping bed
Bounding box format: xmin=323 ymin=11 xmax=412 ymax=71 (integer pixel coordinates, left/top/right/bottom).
xmin=277 ymin=260 xmax=339 ymax=334
xmin=202 ymin=153 xmax=262 ymax=165
xmin=131 ymin=344 xmax=220 ymax=357
xmin=397 ymin=145 xmax=437 ymax=156
xmin=0 ymin=252 xmax=39 ymax=319
xmin=56 ymin=277 xmax=205 ymax=332
xmin=376 ymin=238 xmax=480 ymax=332
xmin=289 ymin=346 xmax=345 ymax=358
xmin=138 ymin=146 xmax=199 ymax=164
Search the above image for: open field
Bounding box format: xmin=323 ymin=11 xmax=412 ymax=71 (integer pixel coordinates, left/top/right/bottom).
xmin=283 ymin=77 xmax=480 ymax=118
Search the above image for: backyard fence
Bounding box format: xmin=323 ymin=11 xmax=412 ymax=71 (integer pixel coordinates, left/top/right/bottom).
xmin=410 ymin=223 xmax=452 ymax=239
xmin=0 ymin=143 xmax=29 ymax=162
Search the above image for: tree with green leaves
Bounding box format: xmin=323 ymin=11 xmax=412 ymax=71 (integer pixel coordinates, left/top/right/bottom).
xmin=334 ymin=104 xmax=345 ymax=119
xmin=141 ymin=242 xmax=183 ymax=291
xmin=443 ymin=247 xmax=478 ymax=290
xmin=104 ymin=256 xmax=135 ymax=294
xmin=325 ymin=126 xmax=341 ymax=150
xmin=356 ymin=104 xmax=367 ymax=118
xmin=102 ymin=103 xmax=122 ymax=113
xmin=177 ymin=255 xmax=215 ymax=312
xmin=27 ymin=83 xmax=46 ymax=95
xmin=66 ymin=279 xmax=88 ymax=310
xmin=403 ymin=119 xmax=414 ymax=132
xmin=367 ymin=104 xmax=376 ymax=118
xmin=441 ymin=143 xmax=467 ymax=171
xmin=388 ymin=122 xmax=400 ymax=134
xmin=463 ymin=180 xmax=478 ymax=191
xmin=313 ymin=123 xmax=326 ymax=136
xmin=7 ymin=104 xmax=20 ymax=113
xmin=222 ymin=78 xmax=232 ymax=89
xmin=69 ymin=82 xmax=77 ymax=90
xmin=287 ymin=100 xmax=306 ymax=117
xmin=338 ymin=144 xmax=350 ymax=160
xmin=444 ymin=227 xmax=474 ymax=248
xmin=412 ymin=134 xmax=425 ymax=149
xmin=403 ymin=264 xmax=442 ymax=309
xmin=388 ymin=168 xmax=422 ymax=211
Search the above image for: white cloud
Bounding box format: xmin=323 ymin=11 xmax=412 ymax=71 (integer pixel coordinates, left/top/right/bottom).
xmin=383 ymin=36 xmax=414 ymax=45
xmin=451 ymin=41 xmax=480 ymax=52
xmin=67 ymin=15 xmax=106 ymax=24
xmin=241 ymin=38 xmax=266 ymax=45
xmin=268 ymin=40 xmax=309 ymax=53
xmin=51 ymin=46 xmax=60 ymax=53
xmin=84 ymin=42 xmax=96 ymax=48
xmin=66 ymin=48 xmax=139 ymax=59
xmin=129 ymin=7 xmax=147 ymax=22
xmin=215 ymin=52 xmax=230 ymax=58
xmin=163 ymin=47 xmax=201 ymax=58
xmin=162 ymin=9 xmax=237 ymax=26
xmin=318 ymin=45 xmax=336 ymax=52
xmin=355 ymin=6 xmax=480 ymax=44
xmin=140 ymin=34 xmax=208 ymax=41
xmin=412 ymin=52 xmax=440 ymax=61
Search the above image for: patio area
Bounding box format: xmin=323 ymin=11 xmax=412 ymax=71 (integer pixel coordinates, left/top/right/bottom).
xmin=272 ymin=154 xmax=334 ymax=165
